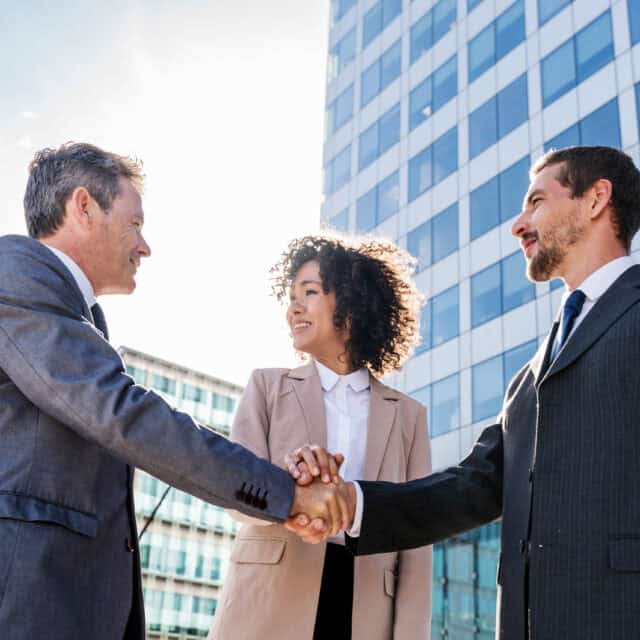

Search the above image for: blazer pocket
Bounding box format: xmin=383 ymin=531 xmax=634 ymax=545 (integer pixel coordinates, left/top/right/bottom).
xmin=609 ymin=537 xmax=640 ymax=573
xmin=231 ymin=537 xmax=287 ymax=564
xmin=0 ymin=491 xmax=98 ymax=538
xmin=384 ymin=569 xmax=397 ymax=597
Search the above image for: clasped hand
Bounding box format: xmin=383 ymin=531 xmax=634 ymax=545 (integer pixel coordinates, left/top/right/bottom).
xmin=285 ymin=444 xmax=356 ymax=544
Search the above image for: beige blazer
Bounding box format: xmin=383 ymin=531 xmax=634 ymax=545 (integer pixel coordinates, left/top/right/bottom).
xmin=209 ymin=361 xmax=432 ymax=640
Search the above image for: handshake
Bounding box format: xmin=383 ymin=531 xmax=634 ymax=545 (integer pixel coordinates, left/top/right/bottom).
xmin=284 ymin=445 xmax=357 ymax=544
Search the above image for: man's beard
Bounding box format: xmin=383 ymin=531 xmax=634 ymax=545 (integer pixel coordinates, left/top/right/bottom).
xmin=526 ymin=211 xmax=586 ymax=282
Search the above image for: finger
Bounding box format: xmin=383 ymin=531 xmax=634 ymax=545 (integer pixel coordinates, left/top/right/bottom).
xmin=325 ymin=487 xmax=341 ymax=537
xmin=336 ymin=483 xmax=350 ymax=531
xmin=285 ymin=452 xmax=301 ymax=479
xmin=311 ymin=446 xmax=332 ymax=483
xmin=296 ymin=461 xmax=312 ymax=486
xmin=309 ymin=518 xmax=327 ymax=533
xmin=300 ymin=446 xmax=321 ymax=477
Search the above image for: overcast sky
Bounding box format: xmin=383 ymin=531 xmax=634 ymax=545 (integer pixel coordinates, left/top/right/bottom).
xmin=0 ymin=0 xmax=329 ymax=385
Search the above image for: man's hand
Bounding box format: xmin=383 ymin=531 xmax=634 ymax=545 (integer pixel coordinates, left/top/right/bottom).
xmin=285 ymin=479 xmax=356 ymax=544
xmin=285 ymin=444 xmax=345 ymax=485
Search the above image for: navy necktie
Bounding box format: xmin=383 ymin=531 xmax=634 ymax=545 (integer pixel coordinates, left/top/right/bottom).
xmin=91 ymin=302 xmax=109 ymax=342
xmin=558 ymin=289 xmax=586 ymax=351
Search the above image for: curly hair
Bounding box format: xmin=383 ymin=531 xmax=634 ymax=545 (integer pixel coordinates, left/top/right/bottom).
xmin=271 ymin=234 xmax=422 ymax=376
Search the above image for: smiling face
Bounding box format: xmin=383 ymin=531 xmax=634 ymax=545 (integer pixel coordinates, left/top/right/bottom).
xmin=286 ymin=260 xmax=349 ymax=364
xmin=511 ymin=163 xmax=589 ymax=282
xmin=90 ymin=177 xmax=151 ymax=295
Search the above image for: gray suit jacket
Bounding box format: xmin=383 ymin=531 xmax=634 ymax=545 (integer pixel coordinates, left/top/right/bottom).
xmin=0 ymin=235 xmax=294 ymax=639
xmin=347 ymin=265 xmax=640 ymax=639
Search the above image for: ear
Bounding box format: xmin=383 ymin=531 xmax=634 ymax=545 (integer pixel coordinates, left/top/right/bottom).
xmin=66 ymin=187 xmax=97 ymax=231
xmin=588 ymin=178 xmax=613 ymax=221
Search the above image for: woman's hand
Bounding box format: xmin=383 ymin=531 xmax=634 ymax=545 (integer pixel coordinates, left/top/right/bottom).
xmin=285 ymin=444 xmax=345 ymax=485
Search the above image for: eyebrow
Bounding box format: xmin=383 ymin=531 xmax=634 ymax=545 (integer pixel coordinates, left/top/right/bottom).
xmin=299 ymin=279 xmax=322 ymax=286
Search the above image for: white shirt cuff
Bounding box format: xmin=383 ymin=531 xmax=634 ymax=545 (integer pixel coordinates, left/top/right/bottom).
xmin=346 ymin=481 xmax=364 ymax=537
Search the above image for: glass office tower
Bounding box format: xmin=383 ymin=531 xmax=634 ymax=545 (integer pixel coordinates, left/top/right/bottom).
xmin=323 ymin=1 xmax=640 ymax=637
xmin=120 ymin=347 xmax=242 ymax=639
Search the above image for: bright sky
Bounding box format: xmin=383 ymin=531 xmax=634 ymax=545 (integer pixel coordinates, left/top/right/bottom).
xmin=0 ymin=1 xmax=329 ymax=386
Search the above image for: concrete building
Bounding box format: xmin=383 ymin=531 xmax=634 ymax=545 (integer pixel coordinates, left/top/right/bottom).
xmin=322 ymin=0 xmax=640 ymax=637
xmin=120 ymin=347 xmax=242 ymax=639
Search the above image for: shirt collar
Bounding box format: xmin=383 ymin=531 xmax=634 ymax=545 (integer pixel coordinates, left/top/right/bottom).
xmin=42 ymin=244 xmax=97 ymax=308
xmin=314 ymin=359 xmax=370 ymax=393
xmin=558 ymin=256 xmax=635 ymax=310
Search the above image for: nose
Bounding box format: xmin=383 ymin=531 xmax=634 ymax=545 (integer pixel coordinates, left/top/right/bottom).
xmin=138 ymin=234 xmax=151 ymax=258
xmin=511 ymin=209 xmax=529 ymax=238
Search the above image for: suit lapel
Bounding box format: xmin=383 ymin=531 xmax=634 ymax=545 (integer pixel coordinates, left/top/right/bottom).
xmin=363 ymin=376 xmax=398 ymax=481
xmin=531 ymin=321 xmax=558 ymax=386
xmin=287 ymin=361 xmax=327 ymax=449
xmin=544 ymin=266 xmax=640 ymax=382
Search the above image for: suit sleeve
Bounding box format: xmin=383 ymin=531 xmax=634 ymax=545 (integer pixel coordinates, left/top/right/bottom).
xmin=0 ymin=252 xmax=294 ymax=522
xmin=226 ymin=370 xmax=277 ymax=526
xmin=347 ymin=421 xmax=503 ymax=555
xmin=393 ymin=404 xmax=433 ymax=640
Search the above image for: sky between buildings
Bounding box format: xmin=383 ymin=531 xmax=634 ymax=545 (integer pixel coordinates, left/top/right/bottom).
xmin=0 ymin=0 xmax=329 ymax=385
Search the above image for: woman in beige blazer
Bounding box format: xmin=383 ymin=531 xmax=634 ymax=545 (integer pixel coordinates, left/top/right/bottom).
xmin=209 ymin=235 xmax=432 ymax=640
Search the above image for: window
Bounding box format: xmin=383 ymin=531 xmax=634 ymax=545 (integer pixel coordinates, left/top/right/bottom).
xmin=360 ymin=40 xmax=402 ymax=107
xmin=471 ymin=251 xmax=535 ymax=327
xmin=407 ymin=204 xmax=459 ymax=272
xmin=328 ymin=208 xmax=349 ymax=232
xmin=630 ymin=0 xmax=640 ymax=45
xmin=363 ymin=0 xmax=402 ymax=49
xmin=472 ymin=339 xmax=537 ymax=422
xmin=541 ymin=11 xmax=613 ymax=107
xmin=468 ymin=0 xmax=483 ymax=12
xmin=470 ymin=155 xmax=529 ymax=240
xmin=501 ymin=251 xmax=534 ymax=313
xmin=126 ymin=365 xmax=147 ymax=385
xmin=417 ymin=285 xmax=459 ymax=353
xmin=328 ymin=28 xmax=356 ymax=81
xmin=538 ymin=0 xmax=572 ymax=26
xmin=356 ymin=171 xmax=400 ymax=232
xmin=324 ymin=145 xmax=351 ymax=194
xmin=545 ymin=99 xmax=621 ymax=151
xmin=410 ymin=55 xmax=457 ymax=130
xmin=182 ymin=383 xmax=204 ymax=403
xmin=358 ymin=103 xmax=401 ymax=171
xmin=151 ymin=373 xmax=176 ymax=395
xmin=331 ymin=0 xmax=357 ymax=25
xmin=409 ymin=127 xmax=458 ymax=201
xmin=431 ymin=374 xmax=460 ymax=436
xmin=326 ymin=85 xmax=354 ymax=136
xmin=469 ymin=74 xmax=528 ymax=158
xmin=468 ymin=0 xmax=525 ymax=82
xmin=410 ymin=0 xmax=457 ymax=65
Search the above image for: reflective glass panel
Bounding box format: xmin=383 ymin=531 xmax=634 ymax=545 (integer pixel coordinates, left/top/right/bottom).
xmin=469 ymin=97 xmax=498 ymax=159
xmin=468 ymin=23 xmax=495 ymax=82
xmin=433 ymin=0 xmax=457 ymax=42
xmin=329 ymin=208 xmax=349 ymax=232
xmin=356 ymin=188 xmax=377 ymax=233
xmin=471 ymin=263 xmax=501 ymax=327
xmin=331 ymin=0 xmax=357 ymax=24
xmin=468 ymin=0 xmax=483 ymax=11
xmin=380 ymin=40 xmax=402 ymax=91
xmin=541 ymin=39 xmax=576 ymax=107
xmin=499 ymin=156 xmax=530 ymax=222
xmin=503 ymin=339 xmax=537 ymax=387
xmin=410 ymin=10 xmax=433 ymax=65
xmin=361 ymin=61 xmax=380 ymax=107
xmin=328 ymin=28 xmax=356 ymax=81
xmin=382 ymin=0 xmax=402 ymax=29
xmin=333 ymin=85 xmax=354 ymax=133
xmin=470 ymin=175 xmax=500 ymax=240
xmin=410 ymin=75 xmax=433 ymax=130
xmin=331 ymin=145 xmax=351 ymax=194
xmin=417 ymin=307 xmax=432 ymax=353
xmin=358 ymin=122 xmax=379 ymax=171
xmin=409 ymin=146 xmax=433 ymax=201
xmin=432 ymin=55 xmax=457 ymax=111
xmin=363 ymin=1 xmax=383 ymax=49
xmin=472 ymin=355 xmax=503 ymax=422
xmin=408 ymin=219 xmax=432 ymax=271
xmin=379 ymin=103 xmax=401 ymax=156
xmin=496 ymin=0 xmax=525 ymax=61
xmin=575 ymin=12 xmax=613 ymax=83
xmin=538 ymin=0 xmax=572 ymax=26
xmin=630 ymin=0 xmax=640 ymax=45
xmin=432 ymin=285 xmax=459 ymax=347
xmin=501 ymin=250 xmax=535 ymax=313
xmin=378 ymin=171 xmax=400 ymax=223
xmin=580 ymin=98 xmax=620 ymax=148
xmin=545 ymin=123 xmax=579 ymax=151
xmin=433 ymin=127 xmax=458 ymax=185
xmin=433 ymin=204 xmax=459 ymax=262
xmin=431 ymin=374 xmax=460 ymax=436
xmin=497 ymin=74 xmax=528 ymax=139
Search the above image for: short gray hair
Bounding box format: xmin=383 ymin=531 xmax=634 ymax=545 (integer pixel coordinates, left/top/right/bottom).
xmin=24 ymin=142 xmax=144 ymax=238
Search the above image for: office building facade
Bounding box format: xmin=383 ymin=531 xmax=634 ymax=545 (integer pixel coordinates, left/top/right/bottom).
xmin=120 ymin=347 xmax=242 ymax=639
xmin=323 ymin=0 xmax=640 ymax=636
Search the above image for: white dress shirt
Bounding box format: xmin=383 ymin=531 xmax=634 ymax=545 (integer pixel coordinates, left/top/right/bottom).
xmin=314 ymin=360 xmax=368 ymax=542
xmin=43 ymin=244 xmax=96 ymax=308
xmin=550 ymin=256 xmax=635 ymax=360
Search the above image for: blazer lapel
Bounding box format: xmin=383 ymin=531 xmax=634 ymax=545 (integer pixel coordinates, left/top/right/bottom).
xmin=544 ymin=266 xmax=640 ymax=382
xmin=531 ymin=321 xmax=559 ymax=386
xmin=363 ymin=376 xmax=398 ymax=481
xmin=287 ymin=361 xmax=327 ymax=449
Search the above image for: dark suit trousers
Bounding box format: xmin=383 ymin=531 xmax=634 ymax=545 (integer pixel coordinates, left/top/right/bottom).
xmin=313 ymin=542 xmax=354 ymax=640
